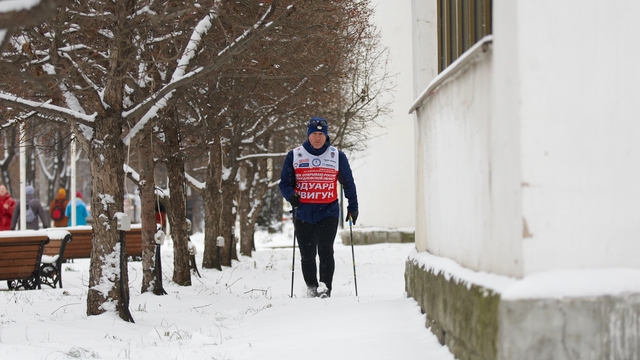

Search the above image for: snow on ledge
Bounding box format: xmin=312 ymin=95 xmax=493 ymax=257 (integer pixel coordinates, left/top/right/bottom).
xmin=408 ymin=248 xmax=516 ymax=294
xmin=501 ymin=268 xmax=640 ymax=301
xmin=409 ymin=249 xmax=640 ymax=301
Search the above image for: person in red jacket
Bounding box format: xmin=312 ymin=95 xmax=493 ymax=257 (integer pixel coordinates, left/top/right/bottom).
xmin=0 ymin=184 xmax=15 ymax=230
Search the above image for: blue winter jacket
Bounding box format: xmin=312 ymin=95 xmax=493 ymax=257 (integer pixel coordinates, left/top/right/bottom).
xmin=279 ymin=138 xmax=358 ymax=224
xmin=66 ymin=199 xmax=90 ymax=226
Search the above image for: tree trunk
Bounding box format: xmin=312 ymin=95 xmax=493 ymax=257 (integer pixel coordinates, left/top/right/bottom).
xmin=201 ymin=188 xmax=222 ymax=270
xmin=0 ymin=126 xmax=17 ymax=192
xmin=164 ymin=119 xmax=191 ymax=286
xmin=190 ymin=192 xmax=204 ymax=234
xmin=139 ymin=131 xmax=164 ymax=294
xmin=202 ymin=140 xmax=223 ymax=270
xmin=239 ymin=158 xmax=270 ymax=256
xmin=217 ymin=129 xmax=241 ymax=266
xmin=238 ymin=178 xmax=253 ymax=257
xmin=48 ymin=128 xmax=70 ymax=202
xmin=86 ymin=114 xmax=133 ymax=322
xmin=219 ymin=178 xmax=237 ymax=265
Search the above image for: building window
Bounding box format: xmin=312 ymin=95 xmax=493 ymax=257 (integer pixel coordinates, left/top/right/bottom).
xmin=437 ymin=0 xmax=492 ymax=72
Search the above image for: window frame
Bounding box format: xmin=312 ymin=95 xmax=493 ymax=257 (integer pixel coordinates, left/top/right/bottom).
xmin=437 ymin=0 xmax=492 ymax=73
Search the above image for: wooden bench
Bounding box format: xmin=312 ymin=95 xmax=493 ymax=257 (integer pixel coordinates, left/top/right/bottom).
xmin=40 ymin=229 xmax=72 ymax=288
xmin=125 ymin=224 xmax=142 ymax=259
xmin=0 ymin=230 xmax=50 ymax=290
xmin=60 ymin=225 xmax=143 ymax=261
xmin=61 ymin=226 xmax=93 ymax=260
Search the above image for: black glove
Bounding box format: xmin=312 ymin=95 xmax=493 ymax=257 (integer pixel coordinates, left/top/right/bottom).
xmin=346 ymin=211 xmax=358 ymax=225
xmin=289 ymin=194 xmax=301 ymax=208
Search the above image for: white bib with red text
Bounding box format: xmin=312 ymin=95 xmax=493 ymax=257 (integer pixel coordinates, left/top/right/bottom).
xmin=293 ymin=146 xmax=339 ymax=204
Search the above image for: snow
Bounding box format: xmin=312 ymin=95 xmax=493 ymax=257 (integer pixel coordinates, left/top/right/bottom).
xmin=409 ymin=249 xmax=516 ymax=294
xmin=0 ymin=222 xmax=456 ymax=360
xmin=501 ymin=268 xmax=640 ymax=301
xmin=0 ymin=229 xmax=47 ymax=238
xmin=410 ymin=248 xmax=640 ymax=302
xmin=2 ymin=220 xmax=639 ymax=359
xmin=44 ymin=229 xmax=71 ymax=240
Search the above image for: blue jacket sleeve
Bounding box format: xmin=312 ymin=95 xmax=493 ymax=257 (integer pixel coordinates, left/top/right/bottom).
xmin=279 ymin=150 xmax=296 ymax=202
xmin=338 ymin=151 xmax=358 ymax=212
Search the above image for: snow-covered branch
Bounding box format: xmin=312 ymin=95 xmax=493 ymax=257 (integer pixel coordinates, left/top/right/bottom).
xmin=122 ymin=7 xmax=219 ymax=146
xmin=123 ymin=164 xmax=140 ymax=183
xmin=185 ymin=172 xmax=205 ymax=191
xmin=0 ymin=92 xmax=96 ymax=124
xmin=122 ymin=1 xmax=295 ymax=146
xmin=236 ymin=152 xmax=288 ymax=161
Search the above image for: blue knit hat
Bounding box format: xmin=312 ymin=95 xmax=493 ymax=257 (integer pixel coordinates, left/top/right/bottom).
xmin=26 ymin=185 xmax=34 ymax=195
xmin=307 ymin=117 xmax=328 ymax=137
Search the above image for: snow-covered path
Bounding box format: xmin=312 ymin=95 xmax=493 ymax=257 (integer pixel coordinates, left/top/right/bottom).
xmin=0 ymin=223 xmax=456 ymax=360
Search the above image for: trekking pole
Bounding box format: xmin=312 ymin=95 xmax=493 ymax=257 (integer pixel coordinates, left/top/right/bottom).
xmin=348 ymin=215 xmax=358 ymax=296
xmin=290 ymin=208 xmax=297 ymax=298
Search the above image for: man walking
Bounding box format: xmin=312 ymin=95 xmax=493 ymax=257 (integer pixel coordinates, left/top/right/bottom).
xmin=279 ymin=117 xmax=359 ymax=298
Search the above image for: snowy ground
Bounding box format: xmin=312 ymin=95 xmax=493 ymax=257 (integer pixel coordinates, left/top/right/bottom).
xmin=0 ymin=221 xmax=456 ymax=360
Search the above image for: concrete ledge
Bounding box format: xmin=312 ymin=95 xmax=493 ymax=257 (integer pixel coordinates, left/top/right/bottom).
xmin=340 ymin=227 xmax=414 ymax=245
xmin=405 ymin=253 xmax=640 ymax=360
xmin=405 ymin=258 xmax=500 ymax=360
xmin=499 ymin=295 xmax=640 ymax=360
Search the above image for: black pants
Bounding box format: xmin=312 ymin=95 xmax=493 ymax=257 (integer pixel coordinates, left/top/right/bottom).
xmin=295 ymin=216 xmax=339 ymax=291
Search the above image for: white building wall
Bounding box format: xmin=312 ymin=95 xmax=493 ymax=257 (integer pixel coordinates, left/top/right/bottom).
xmin=516 ymin=1 xmax=640 ymax=274
xmin=411 ymin=0 xmax=640 ymax=278
xmin=348 ymin=0 xmax=415 ymax=229
xmin=411 ymin=0 xmax=438 ymax=96
xmin=411 ymin=0 xmax=438 ymax=251
xmin=418 ymin=54 xmax=495 ymax=272
xmin=488 ymin=0 xmax=524 ymax=277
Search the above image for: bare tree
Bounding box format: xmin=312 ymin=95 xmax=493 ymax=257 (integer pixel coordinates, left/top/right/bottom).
xmin=231 ymin=0 xmax=395 ymax=258
xmin=0 ymin=125 xmax=18 ymax=190
xmin=0 ymin=0 xmax=294 ymax=321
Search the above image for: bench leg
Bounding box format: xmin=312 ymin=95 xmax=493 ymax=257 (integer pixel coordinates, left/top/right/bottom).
xmin=189 ymin=255 xmax=202 ymax=278
xmin=7 ymin=276 xmax=37 ymax=290
xmin=7 ymin=280 xmax=19 ymax=290
xmin=56 ymin=259 xmax=63 ymax=288
xmin=40 ymin=264 xmax=60 ymax=289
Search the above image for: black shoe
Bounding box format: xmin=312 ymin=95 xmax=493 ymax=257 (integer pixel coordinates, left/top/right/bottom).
xmin=318 ymin=289 xmax=331 ymax=298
